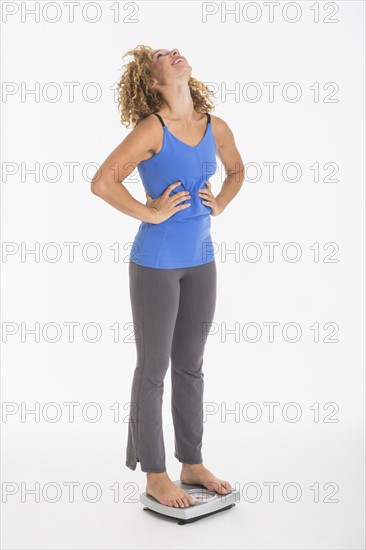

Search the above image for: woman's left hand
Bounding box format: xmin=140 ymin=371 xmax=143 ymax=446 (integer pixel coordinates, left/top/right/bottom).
xmin=198 ymin=180 xmax=222 ymax=217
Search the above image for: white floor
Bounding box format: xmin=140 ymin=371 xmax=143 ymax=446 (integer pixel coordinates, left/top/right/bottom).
xmin=2 ymin=417 xmax=364 ymax=549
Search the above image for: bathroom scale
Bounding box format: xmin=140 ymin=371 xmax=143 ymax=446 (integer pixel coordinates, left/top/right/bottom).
xmin=140 ymin=480 xmax=240 ymax=525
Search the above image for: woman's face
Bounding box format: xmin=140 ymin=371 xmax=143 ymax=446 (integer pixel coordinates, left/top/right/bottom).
xmin=148 ymin=48 xmax=192 ymax=86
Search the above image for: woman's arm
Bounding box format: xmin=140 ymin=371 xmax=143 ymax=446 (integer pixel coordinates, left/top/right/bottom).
xmin=211 ymin=115 xmax=245 ymax=213
xmin=90 ymin=116 xmax=162 ymax=223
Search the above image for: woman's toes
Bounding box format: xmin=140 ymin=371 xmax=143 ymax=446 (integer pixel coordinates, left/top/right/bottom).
xmin=221 ymin=480 xmax=232 ymax=492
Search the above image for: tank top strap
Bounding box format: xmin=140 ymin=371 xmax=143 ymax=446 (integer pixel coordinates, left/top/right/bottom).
xmin=153 ymin=113 xmax=165 ymax=127
xmin=154 ymin=112 xmax=210 ymax=127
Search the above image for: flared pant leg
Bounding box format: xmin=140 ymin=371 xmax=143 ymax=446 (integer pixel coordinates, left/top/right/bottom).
xmin=170 ymin=260 xmax=217 ymax=464
xmin=125 ymin=261 xmax=181 ymax=473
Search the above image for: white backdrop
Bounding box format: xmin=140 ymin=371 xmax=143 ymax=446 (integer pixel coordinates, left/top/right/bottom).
xmin=1 ymin=1 xmax=365 ymax=549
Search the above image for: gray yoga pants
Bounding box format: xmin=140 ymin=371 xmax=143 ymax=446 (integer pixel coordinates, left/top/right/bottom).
xmin=125 ymin=259 xmax=217 ymax=473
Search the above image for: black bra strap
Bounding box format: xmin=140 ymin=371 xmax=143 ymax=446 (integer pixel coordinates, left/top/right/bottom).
xmin=206 ymin=112 xmax=211 ymax=123
xmin=153 ymin=113 xmax=165 ymax=127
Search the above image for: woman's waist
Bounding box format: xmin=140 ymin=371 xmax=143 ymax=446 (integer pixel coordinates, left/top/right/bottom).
xmin=141 ymin=213 xmax=211 ymax=230
xmin=134 ymin=218 xmax=213 ymax=255
xmin=165 ymin=193 xmax=212 ymax=221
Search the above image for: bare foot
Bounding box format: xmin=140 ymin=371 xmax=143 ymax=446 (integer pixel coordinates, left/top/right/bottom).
xmin=146 ymin=472 xmax=197 ymax=508
xmin=180 ymin=463 xmax=232 ymax=495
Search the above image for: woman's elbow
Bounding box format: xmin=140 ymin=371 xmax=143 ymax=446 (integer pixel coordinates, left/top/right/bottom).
xmin=90 ymin=180 xmax=99 ymax=195
xmin=90 ymin=175 xmax=106 ymax=196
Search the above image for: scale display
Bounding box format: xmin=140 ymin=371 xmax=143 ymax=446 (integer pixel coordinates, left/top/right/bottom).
xmin=186 ymin=488 xmax=218 ymax=503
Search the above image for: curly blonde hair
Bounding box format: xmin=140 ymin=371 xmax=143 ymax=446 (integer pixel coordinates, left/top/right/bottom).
xmin=117 ymin=44 xmax=216 ymax=129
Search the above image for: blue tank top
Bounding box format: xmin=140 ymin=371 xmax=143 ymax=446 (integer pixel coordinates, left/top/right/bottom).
xmin=130 ymin=112 xmax=217 ymax=269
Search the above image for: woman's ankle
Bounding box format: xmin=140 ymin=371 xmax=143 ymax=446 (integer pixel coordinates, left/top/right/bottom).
xmin=146 ymin=471 xmax=168 ymax=479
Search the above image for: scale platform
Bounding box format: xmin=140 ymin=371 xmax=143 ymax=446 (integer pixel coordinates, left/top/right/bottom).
xmin=140 ymin=480 xmax=240 ymax=525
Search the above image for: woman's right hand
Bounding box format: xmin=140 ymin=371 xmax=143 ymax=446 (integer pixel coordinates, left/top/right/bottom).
xmin=145 ymin=181 xmax=191 ymax=224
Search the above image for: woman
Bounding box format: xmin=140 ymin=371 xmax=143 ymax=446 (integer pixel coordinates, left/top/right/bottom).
xmin=91 ymin=45 xmax=244 ymax=509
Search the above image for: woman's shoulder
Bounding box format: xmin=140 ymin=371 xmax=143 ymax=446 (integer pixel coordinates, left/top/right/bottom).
xmin=136 ymin=113 xmax=163 ymax=127
xmin=209 ymin=114 xmax=234 ymax=147
xmin=209 ymin=113 xmax=228 ymax=128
